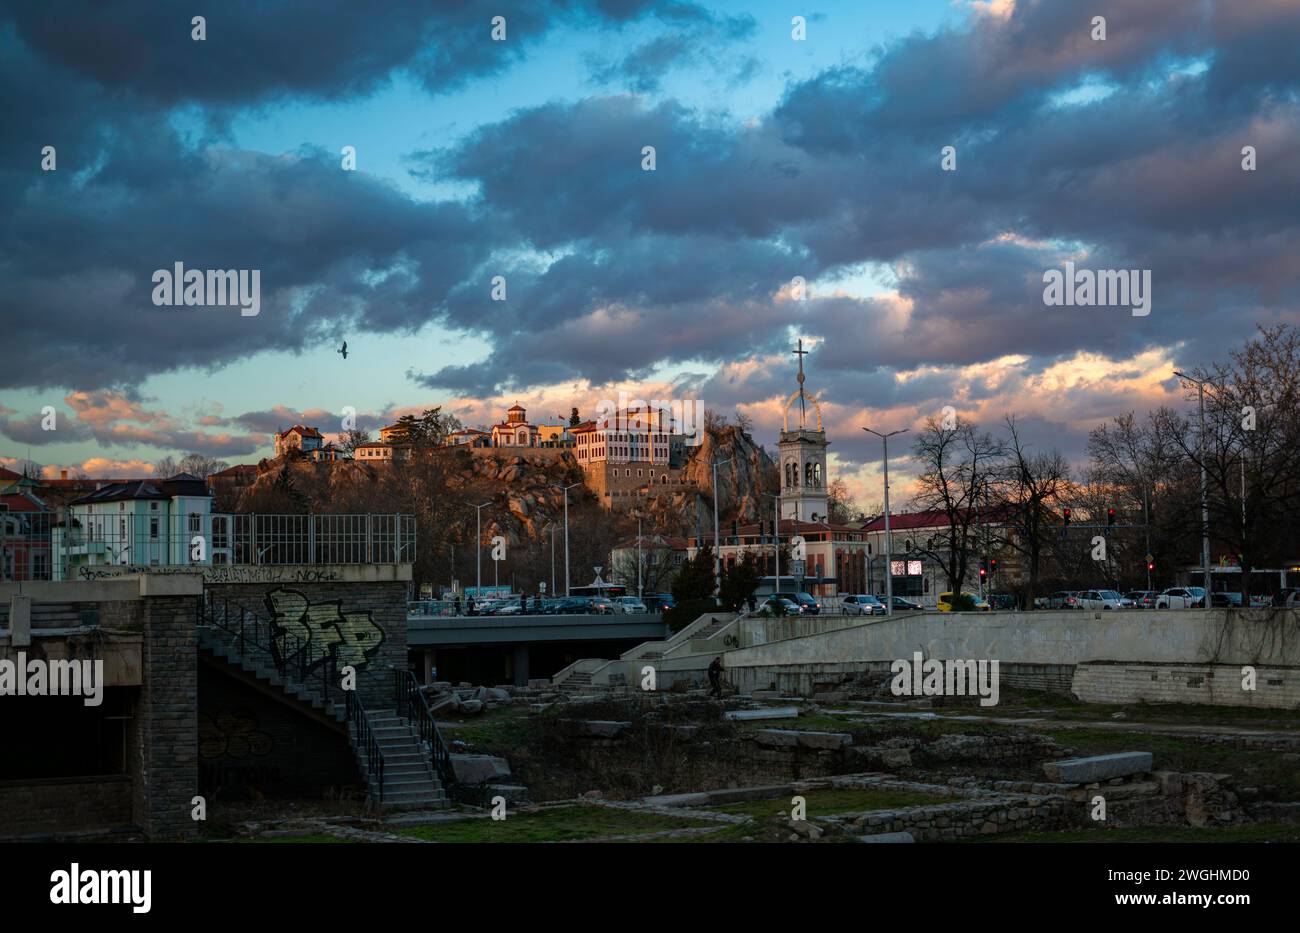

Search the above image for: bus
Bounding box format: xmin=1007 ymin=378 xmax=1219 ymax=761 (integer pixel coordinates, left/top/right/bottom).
xmin=569 ymin=583 xmax=627 ymax=600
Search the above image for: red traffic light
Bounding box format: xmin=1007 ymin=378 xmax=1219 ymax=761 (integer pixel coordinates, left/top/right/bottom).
xmin=1107 ymin=507 xmax=1116 ymax=526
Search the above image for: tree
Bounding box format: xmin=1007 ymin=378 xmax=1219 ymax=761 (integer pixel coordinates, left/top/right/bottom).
xmin=719 ymin=551 xmax=760 ymax=611
xmin=826 ymin=478 xmax=865 ymax=524
xmin=153 ymin=455 xmax=177 ymax=477
xmin=1168 ymin=325 xmax=1300 ymax=598
xmin=995 ymin=416 xmax=1071 ymax=607
xmin=568 ymin=407 xmax=581 ymax=427
xmin=178 ymin=453 xmax=229 ymax=478
xmin=341 ymin=428 xmax=371 ymax=454
xmin=909 ymin=415 xmax=1004 ymax=594
xmin=664 ymin=544 xmax=716 ymax=631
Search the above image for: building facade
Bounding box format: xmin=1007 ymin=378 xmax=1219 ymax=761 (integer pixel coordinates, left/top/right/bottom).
xmin=274 ymin=425 xmax=323 ymax=458
xmin=51 ymin=474 xmax=219 ymax=579
xmin=491 ymin=404 xmax=539 ymax=447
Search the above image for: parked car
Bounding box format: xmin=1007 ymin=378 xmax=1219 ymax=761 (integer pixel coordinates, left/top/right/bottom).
xmin=1155 ymin=586 xmax=1206 ymax=609
xmin=773 ymin=592 xmax=821 ymax=615
xmin=492 ymin=600 xmax=523 ymax=615
xmin=613 ymin=596 xmax=648 ymax=614
xmin=546 ymin=597 xmax=594 ymax=614
xmin=759 ymin=597 xmax=801 ymax=617
xmin=1074 ymin=589 xmax=1124 ymax=610
xmin=841 ymin=594 xmax=886 ymax=616
xmin=1271 ymin=588 xmax=1300 ymax=607
xmin=643 ymin=593 xmax=676 ymax=613
xmin=1044 ymin=591 xmax=1078 ymax=610
xmin=590 ymin=596 xmax=617 ymax=615
xmin=1126 ymin=590 xmax=1158 ymax=609
xmin=937 ymin=592 xmax=989 ymax=612
xmin=891 ymin=597 xmax=923 ymax=611
xmin=1209 ymin=592 xmax=1239 ymax=608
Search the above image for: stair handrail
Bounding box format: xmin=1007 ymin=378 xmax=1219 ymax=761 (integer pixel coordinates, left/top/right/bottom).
xmin=345 ymin=690 xmax=385 ymax=803
xmin=201 ymin=593 xmax=339 ymax=709
xmin=394 ymin=670 xmax=455 ymax=790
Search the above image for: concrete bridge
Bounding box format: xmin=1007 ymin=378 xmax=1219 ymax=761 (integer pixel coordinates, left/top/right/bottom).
xmin=407 ymin=612 xmax=667 ymax=686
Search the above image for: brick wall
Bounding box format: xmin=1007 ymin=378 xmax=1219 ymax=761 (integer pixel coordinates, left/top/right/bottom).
xmin=0 ymin=776 xmax=133 ymax=838
xmin=198 ymin=665 xmax=360 ymax=799
xmin=130 ymin=595 xmax=198 ymax=838
xmin=206 ymin=579 xmax=408 ymax=709
xmin=1072 ymin=661 xmax=1300 ymax=709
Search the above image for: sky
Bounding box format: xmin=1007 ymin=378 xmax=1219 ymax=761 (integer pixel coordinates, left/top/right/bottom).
xmin=2 ymin=0 xmax=1298 ymax=505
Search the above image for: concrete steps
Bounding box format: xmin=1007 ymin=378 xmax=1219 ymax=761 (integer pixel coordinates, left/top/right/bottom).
xmin=351 ymin=708 xmax=449 ymax=811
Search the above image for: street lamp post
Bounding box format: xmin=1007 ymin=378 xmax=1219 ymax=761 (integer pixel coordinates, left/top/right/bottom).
xmin=1173 ymin=371 xmax=1212 ymax=598
xmin=552 ymin=482 xmax=582 ymax=596
xmin=466 ymin=501 xmax=491 ymax=596
xmin=761 ymin=491 xmax=782 ymax=598
xmin=711 ymin=456 xmax=733 ymax=603
xmin=863 ymin=426 xmax=907 ymax=616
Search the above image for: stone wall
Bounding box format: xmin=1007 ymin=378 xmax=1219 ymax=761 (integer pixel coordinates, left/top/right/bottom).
xmin=198 ymin=665 xmax=359 ymax=799
xmin=130 ymin=594 xmax=199 ymax=838
xmin=206 ymin=571 xmax=409 ymax=710
xmin=1072 ymin=661 xmax=1300 ymax=708
xmin=0 ymin=776 xmax=133 ymax=838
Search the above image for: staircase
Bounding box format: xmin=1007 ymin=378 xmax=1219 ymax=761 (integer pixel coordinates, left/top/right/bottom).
xmin=199 ymin=595 xmax=450 ymax=811
xmin=563 ymin=671 xmax=594 ymax=689
xmin=349 ymin=707 xmax=449 ymax=810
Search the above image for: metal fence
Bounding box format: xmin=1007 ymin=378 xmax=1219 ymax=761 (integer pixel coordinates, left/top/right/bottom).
xmin=0 ymin=511 xmax=416 ymax=581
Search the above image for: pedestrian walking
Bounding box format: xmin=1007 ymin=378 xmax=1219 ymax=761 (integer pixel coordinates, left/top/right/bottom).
xmin=708 ymin=656 xmax=724 ymax=698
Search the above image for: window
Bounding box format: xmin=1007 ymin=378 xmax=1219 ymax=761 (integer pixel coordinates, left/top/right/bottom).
xmin=150 ymin=518 xmax=159 ymax=539
xmin=189 ymin=513 xmax=201 ymax=533
xmin=150 ymin=502 xmax=158 ymax=511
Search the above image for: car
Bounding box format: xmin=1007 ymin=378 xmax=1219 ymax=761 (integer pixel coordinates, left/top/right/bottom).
xmin=546 ymin=597 xmax=594 ymax=614
xmin=890 ymin=596 xmax=923 ymax=611
xmin=590 ymin=596 xmax=617 ymax=615
xmin=1155 ymin=586 xmax=1206 ymax=609
xmin=1043 ymin=591 xmax=1078 ymax=610
xmin=613 ymin=596 xmax=648 ymax=614
xmin=492 ymin=600 xmax=523 ymax=615
xmin=773 ymin=591 xmax=821 ymax=614
xmin=1074 ymin=589 xmax=1124 ymax=610
xmin=1209 ymin=592 xmax=1240 ymax=608
xmin=937 ymin=592 xmax=989 ymax=612
xmin=759 ymin=597 xmax=801 ymax=617
xmin=1270 ymin=588 xmax=1300 ymax=607
xmin=840 ymin=594 xmax=886 ymax=616
xmin=1126 ymin=590 xmax=1158 ymax=609
xmin=643 ymin=593 xmax=676 ymax=613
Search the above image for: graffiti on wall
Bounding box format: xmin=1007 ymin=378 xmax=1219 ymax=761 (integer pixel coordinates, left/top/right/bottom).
xmin=264 ymin=587 xmax=385 ymax=672
xmin=199 ymin=710 xmax=273 ymax=760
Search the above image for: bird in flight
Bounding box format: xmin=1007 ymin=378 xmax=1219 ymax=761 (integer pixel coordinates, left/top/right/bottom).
xmin=337 ymin=340 xmax=348 ymax=359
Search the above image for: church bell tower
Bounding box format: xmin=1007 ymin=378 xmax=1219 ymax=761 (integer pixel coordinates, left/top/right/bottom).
xmin=779 ymin=339 xmax=829 ymax=523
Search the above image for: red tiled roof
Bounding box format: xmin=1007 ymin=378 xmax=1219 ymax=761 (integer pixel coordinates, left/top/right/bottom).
xmin=278 ymin=425 xmax=323 ymax=439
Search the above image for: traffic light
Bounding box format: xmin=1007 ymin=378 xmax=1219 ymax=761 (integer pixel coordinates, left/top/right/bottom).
xmin=1147 ymin=560 xmax=1155 ymax=572
xmin=990 ymin=557 xmax=998 ymax=574
xmin=979 ymin=559 xmax=987 ymax=579
xmin=1062 ymin=507 xmax=1071 ymax=527
xmin=1107 ymin=507 xmax=1116 ymax=527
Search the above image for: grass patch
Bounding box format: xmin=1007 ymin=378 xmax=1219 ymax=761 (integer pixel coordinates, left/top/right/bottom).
xmin=996 ymin=691 xmax=1300 ymax=730
xmin=438 ymin=707 xmax=533 ymax=750
xmin=715 ymin=786 xmax=960 ymax=821
xmin=393 ymin=805 xmax=718 ymax=843
xmin=1044 ymin=728 xmax=1300 ymax=800
xmin=233 ymin=842 xmax=356 ymax=847
xmin=965 ymin=822 xmax=1300 ymax=843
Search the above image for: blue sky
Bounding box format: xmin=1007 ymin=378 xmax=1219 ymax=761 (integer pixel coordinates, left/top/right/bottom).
xmin=2 ymin=0 xmax=1298 ymax=500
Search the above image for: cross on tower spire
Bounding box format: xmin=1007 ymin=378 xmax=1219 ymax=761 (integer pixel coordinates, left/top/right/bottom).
xmin=793 ymin=338 xmax=808 ymax=427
